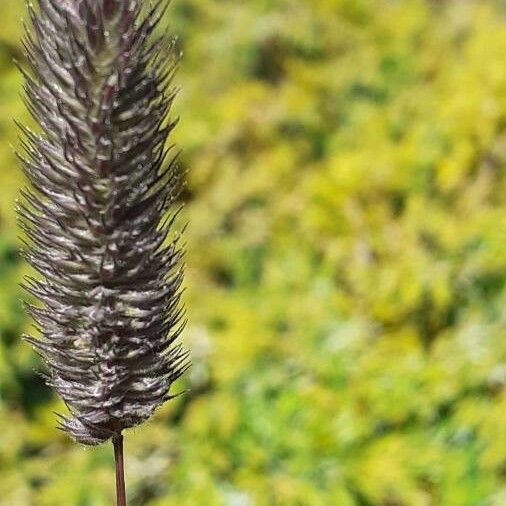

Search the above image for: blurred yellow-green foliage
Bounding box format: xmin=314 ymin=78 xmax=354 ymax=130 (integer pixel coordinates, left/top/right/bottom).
xmin=0 ymin=0 xmax=505 ymax=504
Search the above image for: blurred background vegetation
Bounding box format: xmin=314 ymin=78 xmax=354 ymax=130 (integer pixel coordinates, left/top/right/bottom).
xmin=0 ymin=0 xmax=505 ymax=504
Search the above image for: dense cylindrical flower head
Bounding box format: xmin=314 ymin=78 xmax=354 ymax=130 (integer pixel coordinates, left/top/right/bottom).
xmin=17 ymin=0 xmax=189 ymax=446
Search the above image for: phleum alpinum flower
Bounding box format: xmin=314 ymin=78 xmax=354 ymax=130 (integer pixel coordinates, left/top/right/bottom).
xmin=16 ymin=0 xmax=189 ymax=503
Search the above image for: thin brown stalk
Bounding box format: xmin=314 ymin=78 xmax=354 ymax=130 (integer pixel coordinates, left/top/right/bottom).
xmin=113 ymin=433 xmax=126 ymax=506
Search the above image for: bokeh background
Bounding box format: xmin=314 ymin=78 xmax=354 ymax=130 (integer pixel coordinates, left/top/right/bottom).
xmin=0 ymin=0 xmax=505 ymax=504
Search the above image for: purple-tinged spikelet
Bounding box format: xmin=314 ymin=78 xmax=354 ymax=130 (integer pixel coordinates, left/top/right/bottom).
xmin=17 ymin=0 xmax=189 ymax=446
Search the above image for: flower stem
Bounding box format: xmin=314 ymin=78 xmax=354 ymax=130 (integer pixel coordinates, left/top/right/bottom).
xmin=113 ymin=433 xmax=126 ymax=506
